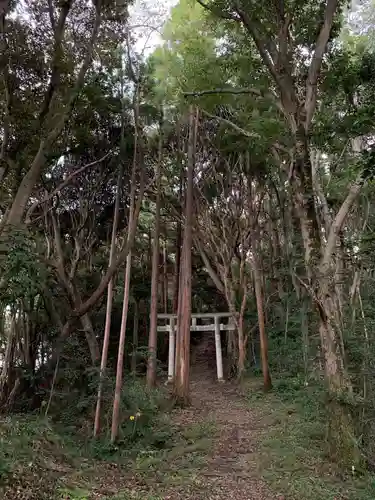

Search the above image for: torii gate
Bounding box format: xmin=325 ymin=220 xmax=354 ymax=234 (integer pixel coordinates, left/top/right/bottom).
xmin=157 ymin=312 xmax=236 ymax=383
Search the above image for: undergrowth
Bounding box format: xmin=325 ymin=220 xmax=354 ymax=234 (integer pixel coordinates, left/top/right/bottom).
xmin=0 ymin=379 xmax=216 ymax=499
xmin=247 ymin=376 xmax=375 ymax=500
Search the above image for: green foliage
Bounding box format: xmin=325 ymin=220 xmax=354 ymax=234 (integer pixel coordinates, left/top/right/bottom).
xmin=0 ymin=228 xmax=48 ymax=305
xmin=117 ymin=380 xmax=165 ymax=444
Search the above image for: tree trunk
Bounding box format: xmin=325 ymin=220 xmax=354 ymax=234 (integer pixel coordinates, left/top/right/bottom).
xmin=111 ymin=250 xmax=132 ymax=443
xmin=253 ymin=258 xmax=272 ymax=391
xmin=81 ymin=313 xmax=100 ymax=364
xmin=131 ymin=300 xmax=139 ymax=375
xmin=295 ymin=154 xmax=364 ymax=464
xmin=111 ymin=70 xmax=142 ymax=442
xmin=237 ymin=313 xmax=246 ymax=379
xmin=227 ymin=0 xmax=359 ymax=462
xmin=173 ymin=168 xmax=183 ymax=314
xmin=147 ymin=119 xmax=162 ymax=388
xmin=94 ymin=165 xmax=122 ymax=436
xmin=0 ymin=314 xmax=15 ymax=403
xmin=163 ymin=239 xmax=168 ymax=314
xmin=173 ymin=106 xmax=196 ymax=405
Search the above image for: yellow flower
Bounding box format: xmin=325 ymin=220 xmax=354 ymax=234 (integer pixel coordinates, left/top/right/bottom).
xmin=129 ymin=415 xmax=135 ymax=421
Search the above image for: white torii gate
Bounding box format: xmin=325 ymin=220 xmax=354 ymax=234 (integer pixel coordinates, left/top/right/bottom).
xmin=157 ymin=312 xmax=236 ymax=383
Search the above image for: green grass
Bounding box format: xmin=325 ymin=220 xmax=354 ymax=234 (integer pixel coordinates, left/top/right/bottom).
xmin=247 ymin=377 xmax=375 ymax=500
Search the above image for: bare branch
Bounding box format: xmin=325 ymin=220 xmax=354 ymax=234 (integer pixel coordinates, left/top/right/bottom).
xmin=311 ymin=150 xmax=331 ymax=235
xmin=125 ymin=30 xmax=138 ymax=84
xmin=74 ymin=168 xmax=146 ymax=319
xmin=25 ymin=150 xmax=113 ymax=224
xmin=0 ymin=67 xmax=10 ymax=182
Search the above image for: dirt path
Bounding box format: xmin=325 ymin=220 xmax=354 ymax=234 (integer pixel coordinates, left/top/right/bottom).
xmin=168 ymin=378 xmax=275 ymax=499
xmin=161 ymin=335 xmax=278 ymax=500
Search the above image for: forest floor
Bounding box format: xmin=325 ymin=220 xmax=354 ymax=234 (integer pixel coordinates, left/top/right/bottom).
xmin=1 ymin=339 xmax=375 ymax=499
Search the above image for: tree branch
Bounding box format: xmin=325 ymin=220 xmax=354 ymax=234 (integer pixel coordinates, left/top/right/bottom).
xmin=39 ymin=0 xmax=73 ymax=126
xmin=47 ymin=0 xmax=56 ymax=34
xmin=73 ymin=168 xmax=145 ymax=319
xmin=5 ymin=3 xmax=103 ymax=227
xmin=321 ymin=174 xmax=365 ymax=271
xmin=200 ymin=108 xmax=259 ymax=138
xmin=233 ymin=1 xmax=279 ymax=83
xmin=184 ymin=87 xmax=283 ymax=112
xmin=25 ymin=150 xmax=113 ymax=224
xmin=305 ymin=0 xmax=339 ymax=130
xmin=196 ymin=0 xmax=239 ymax=20
xmin=194 ymin=235 xmax=224 ymax=293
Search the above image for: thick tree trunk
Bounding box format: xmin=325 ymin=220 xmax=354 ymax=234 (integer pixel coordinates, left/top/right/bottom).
xmin=317 ymin=281 xmax=360 ymax=464
xmin=174 ymin=107 xmax=196 ymax=405
xmin=295 ymin=142 xmax=364 ymax=464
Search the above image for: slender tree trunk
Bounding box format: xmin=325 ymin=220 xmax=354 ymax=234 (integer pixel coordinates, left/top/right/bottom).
xmin=111 ymin=250 xmax=132 ymax=443
xmin=253 ymin=257 xmax=272 ymax=391
xmin=131 ymin=300 xmax=139 ymax=375
xmin=237 ymin=312 xmax=246 ymax=378
xmin=110 ymin=72 xmax=142 ymax=442
xmin=0 ymin=314 xmax=15 ymax=403
xmin=163 ymin=239 xmax=168 ymax=314
xmin=173 ymin=106 xmax=196 ymax=405
xmin=173 ymin=165 xmax=183 ymax=314
xmin=93 ymin=166 xmax=122 ymax=436
xmin=147 ymin=119 xmax=162 ymax=388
